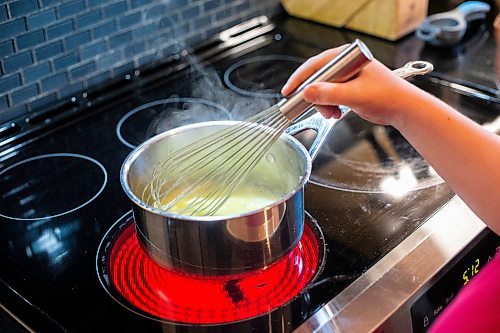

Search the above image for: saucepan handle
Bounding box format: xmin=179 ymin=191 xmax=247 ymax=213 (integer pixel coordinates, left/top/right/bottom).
xmin=285 ymin=61 xmax=434 ymax=161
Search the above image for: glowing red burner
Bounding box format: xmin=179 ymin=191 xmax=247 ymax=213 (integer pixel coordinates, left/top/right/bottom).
xmin=109 ymin=223 xmax=319 ymax=325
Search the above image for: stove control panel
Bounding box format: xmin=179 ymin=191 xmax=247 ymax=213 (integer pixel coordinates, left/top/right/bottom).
xmin=410 ymin=231 xmax=500 ymax=333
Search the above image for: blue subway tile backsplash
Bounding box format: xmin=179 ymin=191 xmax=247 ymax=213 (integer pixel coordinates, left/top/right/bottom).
xmin=87 ymin=0 xmax=104 ymax=9
xmin=28 ymin=8 xmax=57 ymax=29
xmin=104 ymin=1 xmax=128 ymax=18
xmin=0 ymin=0 xmax=282 ymax=122
xmin=0 ymin=40 xmax=15 ymax=57
xmin=191 ymin=15 xmax=211 ymax=30
xmin=203 ymin=0 xmax=220 ymax=12
xmin=124 ymin=41 xmax=145 ymax=58
xmin=130 ymin=0 xmax=154 ymax=10
xmin=53 ymin=51 xmax=79 ymax=71
xmin=58 ymin=80 xmax=83 ymax=97
xmin=113 ymin=61 xmax=134 ymax=76
xmin=76 ymin=9 xmax=102 ymax=29
xmin=23 ymin=61 xmax=52 ymax=82
xmin=80 ymin=40 xmax=108 ymax=60
xmin=16 ymin=30 xmax=45 ymax=50
xmin=70 ymin=61 xmax=95 ymax=79
xmin=65 ymin=31 xmax=91 ymax=50
xmin=58 ymin=0 xmax=86 ymax=18
xmin=29 ymin=92 xmax=56 ymax=110
xmin=0 ymin=74 xmax=22 ymax=92
xmin=41 ymin=72 xmax=67 ymax=92
xmin=87 ymin=71 xmax=110 ymax=87
xmin=119 ymin=11 xmax=141 ymax=28
xmin=41 ymin=0 xmax=65 ymax=7
xmin=133 ymin=22 xmax=155 ymax=39
xmin=9 ymin=0 xmax=39 ymax=18
xmin=182 ymin=4 xmax=201 ymax=20
xmin=0 ymin=95 xmax=8 ymax=110
xmin=35 ymin=41 xmax=64 ymax=61
xmin=93 ymin=20 xmax=117 ymax=38
xmin=3 ymin=51 xmax=33 ymax=73
xmin=0 ymin=5 xmax=8 ymax=22
xmin=0 ymin=104 xmax=25 ymax=123
xmin=95 ymin=50 xmax=122 ymax=70
xmin=0 ymin=18 xmax=27 ymax=40
xmin=46 ymin=19 xmax=75 ymax=40
xmin=109 ymin=31 xmax=132 ymax=48
xmin=11 ymin=83 xmax=38 ymax=105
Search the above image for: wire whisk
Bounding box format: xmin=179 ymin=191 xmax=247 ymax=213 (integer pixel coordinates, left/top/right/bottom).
xmin=142 ymin=40 xmax=373 ymax=216
xmin=142 ymin=105 xmax=289 ymax=215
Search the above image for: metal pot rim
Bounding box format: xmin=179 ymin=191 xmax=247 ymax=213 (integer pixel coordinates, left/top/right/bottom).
xmin=120 ymin=120 xmax=312 ymax=222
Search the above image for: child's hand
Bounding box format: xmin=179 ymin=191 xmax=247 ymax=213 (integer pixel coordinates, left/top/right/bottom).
xmin=281 ymin=46 xmax=424 ymax=128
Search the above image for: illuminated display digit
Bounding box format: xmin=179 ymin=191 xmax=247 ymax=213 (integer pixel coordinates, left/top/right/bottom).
xmin=463 ymin=258 xmax=481 ymax=285
xmin=463 ymin=270 xmax=470 ymax=285
xmin=473 ymin=259 xmax=480 ymax=274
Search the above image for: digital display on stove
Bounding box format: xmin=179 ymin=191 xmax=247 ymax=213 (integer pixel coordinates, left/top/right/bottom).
xmin=410 ymin=232 xmax=500 ymax=333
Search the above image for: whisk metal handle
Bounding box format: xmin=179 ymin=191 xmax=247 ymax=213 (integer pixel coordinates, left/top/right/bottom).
xmin=279 ymin=39 xmax=373 ymax=122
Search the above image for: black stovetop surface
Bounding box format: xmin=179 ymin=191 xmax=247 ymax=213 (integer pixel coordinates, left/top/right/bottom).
xmin=0 ymin=11 xmax=499 ymax=333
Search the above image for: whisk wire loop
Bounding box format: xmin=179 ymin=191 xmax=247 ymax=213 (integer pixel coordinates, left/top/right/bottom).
xmin=180 ymin=115 xmax=290 ymax=215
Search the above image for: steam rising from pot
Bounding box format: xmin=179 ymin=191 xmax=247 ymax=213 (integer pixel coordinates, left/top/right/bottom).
xmin=138 ymin=4 xmax=274 ymax=138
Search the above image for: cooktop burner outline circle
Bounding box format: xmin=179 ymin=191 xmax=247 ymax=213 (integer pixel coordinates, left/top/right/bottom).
xmin=96 ymin=211 xmax=137 ymax=315
xmin=223 ymin=55 xmax=304 ymax=98
xmin=309 ymin=178 xmax=444 ymax=193
xmin=301 ymin=118 xmax=445 ymax=194
xmin=0 ymin=153 xmax=107 ymax=221
xmin=116 ymin=97 xmax=230 ymax=149
xmin=309 ymin=166 xmax=445 ymax=194
xmin=96 ymin=210 xmax=323 ymax=326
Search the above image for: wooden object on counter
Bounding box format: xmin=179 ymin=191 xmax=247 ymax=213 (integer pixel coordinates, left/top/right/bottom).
xmin=281 ymin=0 xmax=429 ymax=41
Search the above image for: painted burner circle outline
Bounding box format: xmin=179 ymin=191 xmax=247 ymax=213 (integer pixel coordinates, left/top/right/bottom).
xmin=116 ymin=97 xmax=230 ymax=149
xmin=0 ymin=153 xmax=107 ymax=221
xmin=96 ymin=211 xmax=322 ymax=325
xmin=307 ymin=120 xmax=445 ymax=194
xmin=223 ymin=55 xmax=304 ymax=99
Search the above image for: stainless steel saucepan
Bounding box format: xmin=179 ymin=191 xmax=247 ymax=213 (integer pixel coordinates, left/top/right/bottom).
xmin=120 ymin=60 xmax=433 ymax=276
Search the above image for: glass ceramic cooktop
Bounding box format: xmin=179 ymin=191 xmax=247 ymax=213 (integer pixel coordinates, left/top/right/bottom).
xmin=0 ymin=13 xmax=498 ymax=333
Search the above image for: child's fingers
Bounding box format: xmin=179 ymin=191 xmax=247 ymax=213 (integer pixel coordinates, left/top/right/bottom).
xmin=314 ymin=105 xmax=342 ymax=119
xmin=303 ymin=82 xmax=343 ymax=106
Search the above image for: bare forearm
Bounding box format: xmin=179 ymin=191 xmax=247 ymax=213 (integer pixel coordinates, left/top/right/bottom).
xmin=393 ymin=88 xmax=500 ymax=233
